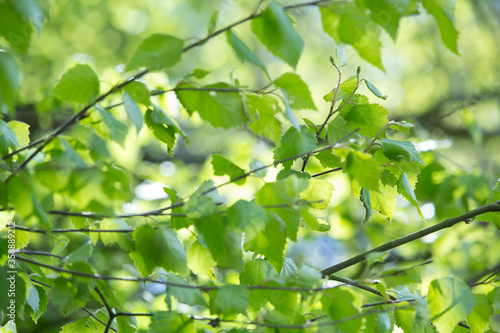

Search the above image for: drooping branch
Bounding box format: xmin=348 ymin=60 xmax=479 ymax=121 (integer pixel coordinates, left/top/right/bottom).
xmin=321 ymin=201 xmax=500 ymax=277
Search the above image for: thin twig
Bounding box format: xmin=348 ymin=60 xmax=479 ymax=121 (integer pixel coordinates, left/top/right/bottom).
xmin=321 ymin=201 xmax=500 ymax=276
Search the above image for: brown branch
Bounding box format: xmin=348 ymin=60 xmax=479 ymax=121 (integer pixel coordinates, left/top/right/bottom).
xmin=321 ymin=201 xmax=500 ymax=277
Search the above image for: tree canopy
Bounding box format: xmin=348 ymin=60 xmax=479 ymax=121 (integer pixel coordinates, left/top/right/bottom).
xmin=1 ymin=0 xmax=500 ymax=332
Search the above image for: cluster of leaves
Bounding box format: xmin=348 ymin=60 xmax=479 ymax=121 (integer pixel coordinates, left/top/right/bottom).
xmin=1 ymin=0 xmax=499 ymax=332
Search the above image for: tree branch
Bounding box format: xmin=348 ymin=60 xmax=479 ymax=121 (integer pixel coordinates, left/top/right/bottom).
xmin=321 ymin=201 xmax=500 ymax=277
xmin=4 ymin=69 xmax=149 ymax=183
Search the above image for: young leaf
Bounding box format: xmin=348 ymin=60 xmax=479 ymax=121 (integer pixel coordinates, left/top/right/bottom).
xmin=122 ymin=91 xmax=143 ymax=134
xmin=247 ymin=95 xmax=282 ymax=144
xmin=341 ymin=95 xmax=389 ymax=137
xmin=64 ymin=241 xmax=93 ymax=263
xmin=145 ymin=107 xmax=187 ymax=155
xmin=397 ymin=172 xmax=424 ymax=219
xmin=467 ymin=293 xmax=493 ymax=333
xmin=227 ymin=200 xmax=268 ymax=242
xmin=95 ymin=106 xmax=128 ymax=147
xmin=226 ymin=30 xmax=266 ymax=72
xmin=360 ymin=187 xmax=372 ymax=222
xmin=166 ymin=273 xmax=208 ymax=307
xmin=126 ymin=34 xmax=184 ymax=71
xmin=300 ymin=179 xmax=334 ymax=209
xmin=211 ymin=154 xmax=247 ymax=185
xmin=481 ymin=180 xmax=500 ymax=229
xmin=252 ymin=1 xmax=304 ymax=68
xmin=274 ymin=73 xmax=317 ymax=111
xmin=322 ymin=288 xmax=362 ymax=333
xmin=187 ymin=240 xmax=216 ymax=278
xmin=314 ymin=150 xmax=341 ymax=169
xmin=53 ymin=64 xmax=100 ymax=104
xmin=0 ymin=119 xmax=18 ymax=156
xmin=273 ymin=126 xmax=317 ymax=169
xmin=149 ymin=311 xmax=194 ymax=333
xmin=327 ymin=115 xmax=358 ymax=144
xmin=381 ymin=139 xmax=425 ymax=164
xmin=0 ymin=51 xmax=22 ymax=114
xmin=240 ymin=259 xmax=279 ymax=285
xmin=365 ymin=80 xmax=387 ymax=99
xmin=0 ymin=2 xmax=33 ymax=55
xmin=321 ymin=4 xmax=384 ymax=70
xmin=195 ymin=214 xmax=244 ymax=270
xmin=211 ymin=285 xmax=249 ymax=316
xmin=345 ymin=151 xmax=380 ymax=191
xmin=176 ymin=82 xmax=248 ymax=128
xmin=131 ymin=225 xmax=188 ymax=276
xmin=124 ymin=81 xmax=150 ymax=106
xmin=323 ymin=75 xmax=358 ymax=102
xmin=422 ymin=0 xmax=459 ymax=53
xmin=428 ymin=277 xmax=476 ymax=333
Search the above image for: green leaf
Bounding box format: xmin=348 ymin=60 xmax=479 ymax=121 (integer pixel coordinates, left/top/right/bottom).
xmin=132 ymin=225 xmax=187 ymax=276
xmin=422 ymin=0 xmax=459 ymax=53
xmin=482 ymin=180 xmax=500 ymax=228
xmin=30 ymin=285 xmax=47 ymax=323
xmin=145 ymin=107 xmax=187 ymax=155
xmin=255 ymin=175 xmax=308 ymax=242
xmin=323 ymin=75 xmax=358 ymax=102
xmin=53 ymin=64 xmax=100 ymax=104
xmin=345 ymin=151 xmax=380 ymax=191
xmin=60 ymin=317 xmax=99 ymax=333
xmin=100 ymin=218 xmax=133 ymax=249
xmin=211 ymin=285 xmax=249 ymax=316
xmin=0 ymin=119 xmax=18 ymax=156
xmin=360 ymin=187 xmax=372 ymax=222
xmin=96 ymin=106 xmax=128 ymax=147
xmin=0 ymin=2 xmax=33 ymax=54
xmin=274 ymin=73 xmax=316 ymax=111
xmin=195 ymin=214 xmax=243 ymax=270
xmin=359 ymin=0 xmax=404 ymax=39
xmin=428 ymin=277 xmax=476 ymax=333
xmin=252 ymin=1 xmax=304 ymax=68
xmin=247 ymin=95 xmax=282 ymax=144
xmin=280 ymin=257 xmax=298 ymax=278
xmin=123 ymin=91 xmax=143 ymax=134
xmin=117 ymin=316 xmax=138 ymax=333
xmin=211 ymin=154 xmax=247 ymax=185
xmin=0 ymin=51 xmax=22 ymax=114
xmin=124 ymin=81 xmax=150 ymax=106
xmin=176 ymin=82 xmax=248 ymax=128
xmin=365 ymin=80 xmax=387 ymax=99
xmin=166 ymin=273 xmax=208 ymax=307
xmin=381 ymin=139 xmax=425 ymax=164
xmin=321 ymin=4 xmax=384 ymax=70
xmin=126 ymin=34 xmax=184 ymax=71
xmin=187 ymin=240 xmax=216 ymax=278
xmin=467 ymin=293 xmax=493 ymax=333
xmin=64 ymin=241 xmax=93 ymax=263
xmin=314 ymin=150 xmax=341 ymax=169
xmin=26 ymin=281 xmax=40 ymax=317
xmin=226 ymin=30 xmax=266 ymax=72
xmin=184 ymin=180 xmax=220 ymax=219
xmin=398 ymin=172 xmax=424 ymax=219
xmin=274 ymin=125 xmax=317 ymax=169
xmin=321 ymin=287 xmax=362 ymax=333
xmin=13 ymin=0 xmax=44 ymax=33
xmin=227 ymin=200 xmax=268 ymax=243
xmin=341 ymin=95 xmax=389 ymax=137
xmin=327 ymin=115 xmax=359 ymax=145
xmin=52 ymin=278 xmax=89 ymax=316
xmin=150 ymin=311 xmax=194 ymax=333
xmin=300 ymin=179 xmax=334 ymax=209
xmin=240 ymin=258 xmax=279 ymax=285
